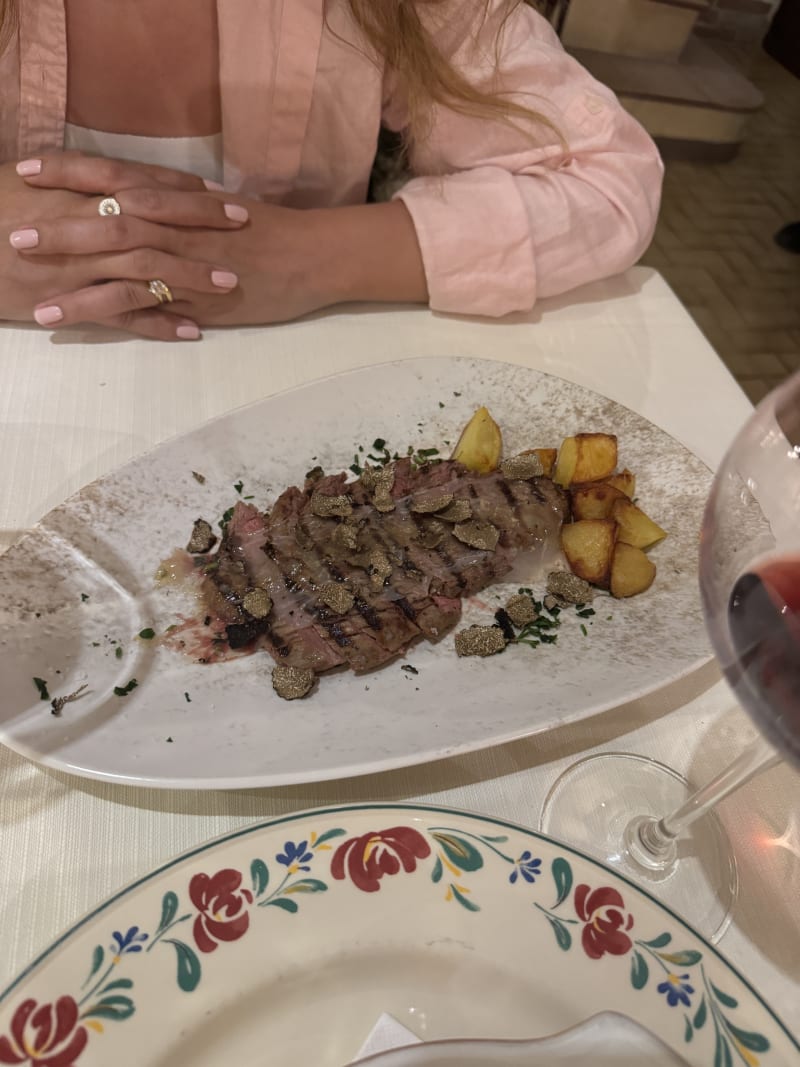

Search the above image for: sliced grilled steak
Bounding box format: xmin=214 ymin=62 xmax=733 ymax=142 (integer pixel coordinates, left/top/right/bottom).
xmin=197 ymin=458 xmax=567 ymax=686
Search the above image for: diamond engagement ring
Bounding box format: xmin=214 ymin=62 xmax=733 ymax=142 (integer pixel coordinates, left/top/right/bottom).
xmin=98 ymin=196 xmax=122 ymax=216
xmin=146 ymin=279 xmax=174 ymax=305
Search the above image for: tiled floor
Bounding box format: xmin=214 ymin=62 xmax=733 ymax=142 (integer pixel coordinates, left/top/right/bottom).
xmin=638 ymin=43 xmax=800 ymax=404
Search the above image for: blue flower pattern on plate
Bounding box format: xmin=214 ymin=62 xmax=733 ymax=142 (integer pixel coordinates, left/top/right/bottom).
xmin=111 ymin=926 xmax=148 ymax=955
xmin=509 ymin=850 xmax=542 ymax=885
xmin=657 ymin=973 xmax=695 ymax=1008
xmin=276 ymin=840 xmax=314 ymax=871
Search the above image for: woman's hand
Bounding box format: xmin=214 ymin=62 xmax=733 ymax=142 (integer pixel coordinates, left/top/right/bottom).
xmin=3 ymin=153 xmax=251 ymax=340
xmin=16 ymin=153 xmax=429 ymax=332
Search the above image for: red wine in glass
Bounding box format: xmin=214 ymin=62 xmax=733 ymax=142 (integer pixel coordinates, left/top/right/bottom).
xmin=728 ymin=553 xmax=800 ymax=769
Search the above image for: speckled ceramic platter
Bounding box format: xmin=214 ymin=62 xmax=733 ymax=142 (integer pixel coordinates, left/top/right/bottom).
xmin=0 ymin=804 xmax=796 ymax=1066
xmin=0 ymin=357 xmax=712 ymax=788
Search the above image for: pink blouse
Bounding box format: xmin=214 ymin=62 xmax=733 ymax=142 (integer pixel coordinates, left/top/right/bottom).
xmin=0 ymin=0 xmax=664 ymax=316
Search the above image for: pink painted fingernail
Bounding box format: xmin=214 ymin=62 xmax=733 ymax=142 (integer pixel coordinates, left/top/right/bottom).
xmin=34 ymin=305 xmax=63 ymax=326
xmin=204 ymin=179 xmax=225 ymax=191
xmin=176 ymin=324 xmax=201 ymax=340
xmin=16 ymin=159 xmax=42 ymax=176
xmin=211 ymin=270 xmax=238 ymax=289
xmin=223 ymin=204 xmax=248 ymax=223
xmin=9 ymin=228 xmax=39 ymax=249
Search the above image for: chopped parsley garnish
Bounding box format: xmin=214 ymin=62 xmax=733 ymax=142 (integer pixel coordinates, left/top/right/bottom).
xmin=233 ymin=480 xmax=244 ymax=494
xmin=113 ymin=679 xmax=138 ymax=697
xmin=80 ymin=593 xmax=89 ymax=603
xmin=576 ymin=607 xmax=596 ymax=619
xmin=218 ymin=506 xmax=234 ymax=530
xmin=192 ymin=470 xmax=206 ymax=484
xmin=115 ymin=646 xmax=123 ymax=660
xmin=438 ymin=401 xmax=445 ymax=409
xmin=33 ymin=677 xmax=50 ymax=701
xmin=367 ymin=439 xmax=392 ymax=465
xmin=580 ymin=624 xmax=588 ymax=637
xmin=184 ymin=692 xmax=192 ymax=703
xmin=138 ymin=628 xmax=156 ymax=640
xmin=166 ymin=736 xmax=174 ymax=743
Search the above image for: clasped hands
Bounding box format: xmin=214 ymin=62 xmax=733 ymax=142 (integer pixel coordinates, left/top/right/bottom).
xmin=2 ymin=152 xmax=331 ymax=341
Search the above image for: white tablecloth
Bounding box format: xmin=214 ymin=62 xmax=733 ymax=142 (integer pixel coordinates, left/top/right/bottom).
xmin=1 ymin=267 xmax=798 ymax=1033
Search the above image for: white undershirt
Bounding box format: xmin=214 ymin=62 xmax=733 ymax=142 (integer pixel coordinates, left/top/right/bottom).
xmin=63 ymin=123 xmax=224 ymax=185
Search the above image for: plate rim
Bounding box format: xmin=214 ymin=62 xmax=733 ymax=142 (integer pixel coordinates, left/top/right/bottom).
xmin=1 ymin=799 xmax=796 ymax=1055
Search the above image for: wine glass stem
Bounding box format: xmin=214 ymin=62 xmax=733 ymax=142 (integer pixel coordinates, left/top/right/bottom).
xmin=638 ymin=737 xmax=780 ymax=857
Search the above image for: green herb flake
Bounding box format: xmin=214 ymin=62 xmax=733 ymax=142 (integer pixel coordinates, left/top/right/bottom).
xmin=166 ymin=736 xmax=174 ymax=743
xmin=80 ymin=593 xmax=89 ymax=603
xmin=606 ymin=615 xmax=613 ymax=621
xmin=33 ymin=677 xmax=50 ymax=701
xmin=233 ymin=480 xmax=244 ymax=494
xmin=576 ymin=607 xmax=596 ymax=618
xmin=138 ymin=628 xmax=156 ymax=640
xmin=191 ymin=470 xmax=206 ymax=484
xmin=372 ymin=438 xmax=386 ymax=451
xmin=184 ymin=692 xmax=192 ymax=703
xmin=115 ymin=646 xmax=123 ymax=660
xmin=438 ymin=401 xmax=445 ymax=409
xmin=580 ymin=624 xmax=588 ymax=637
xmin=114 ymin=679 xmax=138 ymax=697
xmin=218 ymin=506 xmax=234 ymax=530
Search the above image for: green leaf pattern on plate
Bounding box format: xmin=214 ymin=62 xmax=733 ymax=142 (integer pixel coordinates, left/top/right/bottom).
xmin=0 ymin=823 xmax=773 ymax=1067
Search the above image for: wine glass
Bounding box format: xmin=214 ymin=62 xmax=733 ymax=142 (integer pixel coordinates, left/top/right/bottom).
xmin=540 ymin=368 xmax=800 ymax=942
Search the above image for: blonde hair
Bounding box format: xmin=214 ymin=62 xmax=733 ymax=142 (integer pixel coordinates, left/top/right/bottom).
xmin=0 ymin=0 xmax=15 ymax=53
xmin=1 ymin=0 xmax=555 ymax=136
xmin=346 ymin=0 xmax=557 ymax=138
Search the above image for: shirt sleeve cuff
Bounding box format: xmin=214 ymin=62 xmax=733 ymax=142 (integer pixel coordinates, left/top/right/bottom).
xmin=395 ymin=167 xmax=538 ymax=317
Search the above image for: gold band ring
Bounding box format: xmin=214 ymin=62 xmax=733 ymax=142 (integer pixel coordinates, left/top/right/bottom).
xmin=147 ymin=279 xmax=174 ymax=305
xmin=98 ymin=196 xmax=122 ymax=216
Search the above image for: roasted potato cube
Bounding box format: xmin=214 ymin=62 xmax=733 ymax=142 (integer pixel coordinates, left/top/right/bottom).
xmin=521 ymin=447 xmax=558 ymax=478
xmin=606 ymin=468 xmax=636 ymax=499
xmin=553 ymin=436 xmax=578 ymax=487
xmin=610 ymin=542 xmax=657 ymax=598
xmin=451 ymin=406 xmax=502 ymax=473
xmin=561 ymin=518 xmax=617 ymax=588
xmin=570 ymin=483 xmax=626 ymax=521
xmin=611 ymin=498 xmax=667 ymax=550
xmin=554 ymin=433 xmax=618 ymax=487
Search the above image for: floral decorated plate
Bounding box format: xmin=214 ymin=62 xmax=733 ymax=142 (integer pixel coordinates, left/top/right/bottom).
xmin=0 ymin=803 xmax=795 ymax=1066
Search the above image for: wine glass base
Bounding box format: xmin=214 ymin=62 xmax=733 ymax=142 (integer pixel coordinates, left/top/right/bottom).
xmin=539 ymin=752 xmax=738 ymax=943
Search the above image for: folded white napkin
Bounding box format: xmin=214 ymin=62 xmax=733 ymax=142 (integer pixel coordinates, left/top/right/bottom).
xmin=350 ymin=1011 xmax=691 ymax=1067
xmin=352 ymin=1013 xmax=421 ymax=1062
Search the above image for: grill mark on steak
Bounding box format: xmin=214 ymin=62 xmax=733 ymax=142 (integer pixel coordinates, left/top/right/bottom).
xmin=265 ymin=527 xmax=409 ymax=674
xmin=210 ymin=501 xmax=347 ymax=671
xmin=269 ymin=504 xmax=424 ymax=673
xmin=292 ymin=514 xmax=422 ymax=670
xmin=194 ymin=459 xmax=567 ymax=682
